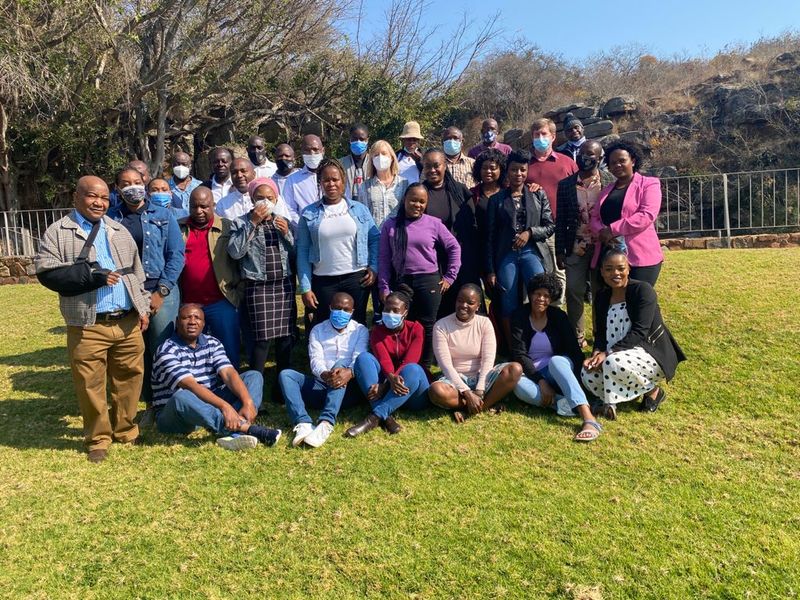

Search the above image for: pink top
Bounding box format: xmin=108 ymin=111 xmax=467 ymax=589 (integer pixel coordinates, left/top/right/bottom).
xmin=590 ymin=172 xmax=664 ymax=268
xmin=432 ymin=313 xmax=497 ymax=392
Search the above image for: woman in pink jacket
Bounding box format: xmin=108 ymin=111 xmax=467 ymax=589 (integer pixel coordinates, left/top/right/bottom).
xmin=590 ymin=141 xmax=663 ymax=286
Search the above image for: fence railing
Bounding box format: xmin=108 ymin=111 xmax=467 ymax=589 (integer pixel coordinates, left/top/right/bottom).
xmin=1 ymin=209 xmax=72 ymax=257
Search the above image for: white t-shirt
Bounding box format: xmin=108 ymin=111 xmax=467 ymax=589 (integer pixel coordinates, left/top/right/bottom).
xmin=313 ymin=202 xmax=359 ymax=276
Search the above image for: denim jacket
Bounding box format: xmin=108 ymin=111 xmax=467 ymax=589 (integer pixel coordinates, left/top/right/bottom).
xmin=227 ymin=212 xmax=295 ymax=281
xmin=111 ymin=203 xmax=185 ymax=291
xmin=296 ymin=199 xmax=379 ymax=293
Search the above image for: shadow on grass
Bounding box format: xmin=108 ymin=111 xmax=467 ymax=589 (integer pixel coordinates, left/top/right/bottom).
xmin=0 ymin=346 xmax=67 ymax=369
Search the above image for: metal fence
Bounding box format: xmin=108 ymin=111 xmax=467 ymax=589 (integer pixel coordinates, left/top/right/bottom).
xmin=1 ymin=209 xmax=72 ymax=257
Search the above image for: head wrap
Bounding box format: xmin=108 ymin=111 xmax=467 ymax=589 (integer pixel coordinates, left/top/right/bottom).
xmin=247 ymin=177 xmax=278 ymax=199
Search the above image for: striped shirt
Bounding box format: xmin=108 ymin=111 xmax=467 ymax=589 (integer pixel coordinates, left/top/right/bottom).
xmin=151 ymin=333 xmax=233 ymax=407
xmin=73 ymin=209 xmax=132 ymax=313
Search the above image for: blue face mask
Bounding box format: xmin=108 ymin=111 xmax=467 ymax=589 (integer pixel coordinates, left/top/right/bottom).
xmin=443 ymin=139 xmax=462 ymax=156
xmin=381 ymin=312 xmax=405 ymax=330
xmin=532 ymin=137 xmax=551 ymax=153
xmin=482 ymin=131 xmax=497 ymax=144
xmin=329 ymin=308 xmax=353 ymax=329
xmin=350 ymin=140 xmax=368 ymax=156
xmin=149 ymin=192 xmax=172 ymax=208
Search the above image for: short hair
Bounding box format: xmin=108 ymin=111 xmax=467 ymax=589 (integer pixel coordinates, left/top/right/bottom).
xmin=179 ymin=302 xmax=205 ymax=315
xmin=507 ymin=149 xmax=532 ymax=167
xmin=472 ymin=148 xmax=507 ymax=185
xmin=350 ymin=123 xmax=369 ymax=136
xmin=315 ymin=157 xmax=346 ymax=185
xmin=458 ymin=282 xmax=483 ymax=301
xmin=526 ymin=272 xmax=562 ymax=301
xmin=209 ymin=147 xmax=234 ymax=161
xmin=604 ymin=140 xmax=644 ymax=173
xmin=364 ymin=140 xmax=399 ymax=179
xmin=147 ymin=178 xmax=170 ymax=191
xmin=115 ymin=167 xmax=143 ymax=186
xmin=530 ymin=118 xmax=556 ymax=135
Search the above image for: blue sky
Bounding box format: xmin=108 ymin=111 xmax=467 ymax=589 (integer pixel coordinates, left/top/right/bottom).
xmin=338 ymin=0 xmax=798 ymax=62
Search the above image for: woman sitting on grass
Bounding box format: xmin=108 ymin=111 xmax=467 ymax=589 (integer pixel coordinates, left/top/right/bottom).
xmin=582 ymin=249 xmax=685 ymax=420
xmin=510 ymin=273 xmax=600 ymax=442
xmin=428 ymin=284 xmax=522 ymax=422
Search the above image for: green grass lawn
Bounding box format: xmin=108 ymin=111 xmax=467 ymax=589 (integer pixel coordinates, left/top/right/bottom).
xmin=0 ymin=248 xmax=798 ymax=599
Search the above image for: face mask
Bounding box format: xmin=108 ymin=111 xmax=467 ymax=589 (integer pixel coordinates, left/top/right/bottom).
xmin=532 ymin=137 xmax=551 ymax=153
xmin=149 ymin=192 xmax=172 ymax=208
xmin=443 ymin=139 xmax=462 ymax=156
xmin=381 ymin=312 xmax=405 ymax=330
xmin=350 ymin=140 xmax=368 ymax=156
xmin=372 ymin=154 xmax=392 ymax=171
xmin=576 ymin=155 xmax=599 ymax=171
xmin=303 ymin=153 xmax=323 ymax=170
xmin=275 ymin=159 xmax=294 ymax=174
xmin=329 ymin=308 xmax=352 ymax=329
xmin=254 ymin=199 xmax=274 ymax=215
xmin=570 ymin=136 xmax=587 ymax=147
xmin=173 ymin=165 xmax=190 ymax=180
xmin=120 ymin=184 xmax=147 ymax=205
xmin=482 ymin=131 xmax=497 ymax=144
xmin=248 ymin=149 xmax=266 ymax=165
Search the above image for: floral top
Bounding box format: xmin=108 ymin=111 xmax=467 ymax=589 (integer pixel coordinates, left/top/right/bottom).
xmin=573 ymin=174 xmax=602 ymax=256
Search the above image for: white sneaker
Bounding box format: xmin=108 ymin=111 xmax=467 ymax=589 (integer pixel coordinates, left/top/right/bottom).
xmin=216 ymin=434 xmax=258 ymax=451
xmin=304 ymin=421 xmax=334 ymax=448
xmin=292 ymin=422 xmax=314 ymax=447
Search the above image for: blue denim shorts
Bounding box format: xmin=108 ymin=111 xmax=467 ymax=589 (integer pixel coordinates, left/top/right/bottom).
xmin=436 ymin=362 xmax=510 ymax=393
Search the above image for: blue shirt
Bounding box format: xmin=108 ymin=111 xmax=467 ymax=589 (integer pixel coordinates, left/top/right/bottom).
xmin=73 ymin=210 xmax=132 ymax=313
xmin=169 ymin=176 xmax=202 ymax=212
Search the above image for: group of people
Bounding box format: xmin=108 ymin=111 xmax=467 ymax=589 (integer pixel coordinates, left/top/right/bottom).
xmin=35 ymin=115 xmax=685 ymax=462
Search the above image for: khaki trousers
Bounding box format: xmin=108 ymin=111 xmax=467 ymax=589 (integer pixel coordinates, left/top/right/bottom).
xmin=67 ymin=312 xmax=144 ymax=451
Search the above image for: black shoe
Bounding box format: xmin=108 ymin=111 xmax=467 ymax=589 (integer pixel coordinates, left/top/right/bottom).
xmin=345 ymin=414 xmax=380 ymax=438
xmin=382 ymin=415 xmax=402 ymax=435
xmin=640 ymin=387 xmax=666 ymax=412
xmin=247 ymin=425 xmax=283 ymax=446
xmin=87 ymin=449 xmax=108 ymax=463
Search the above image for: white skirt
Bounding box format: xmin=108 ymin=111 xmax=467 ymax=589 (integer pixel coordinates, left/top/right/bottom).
xmin=581 ymin=346 xmax=665 ymax=405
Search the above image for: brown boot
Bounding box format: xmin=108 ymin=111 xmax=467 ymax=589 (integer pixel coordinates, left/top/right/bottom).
xmin=345 ymin=414 xmax=380 ymax=438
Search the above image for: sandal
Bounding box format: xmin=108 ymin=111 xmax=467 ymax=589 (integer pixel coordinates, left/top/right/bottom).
xmin=640 ymin=387 xmax=666 ymax=413
xmin=592 ymin=402 xmax=617 ymax=420
xmin=574 ymin=420 xmax=602 ymax=442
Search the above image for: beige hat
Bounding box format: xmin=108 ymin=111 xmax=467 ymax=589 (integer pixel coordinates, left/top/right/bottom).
xmin=399 ymin=121 xmax=422 ymax=139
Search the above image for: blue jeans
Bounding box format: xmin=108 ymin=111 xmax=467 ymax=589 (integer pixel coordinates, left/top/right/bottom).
xmin=279 ymin=360 xmax=359 ymax=426
xmin=143 ymin=288 xmax=181 ymax=404
xmin=202 ymin=298 xmax=241 ymax=369
xmin=496 ymin=246 xmax=545 ymax=316
xmin=353 ymin=353 xmax=431 ymax=420
xmin=155 ymin=370 xmax=264 ymax=435
xmin=513 ymin=355 xmax=587 ymax=416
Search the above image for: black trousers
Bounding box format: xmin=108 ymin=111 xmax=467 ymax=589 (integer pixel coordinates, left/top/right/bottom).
xmin=397 ymin=272 xmax=442 ymax=369
xmin=629 ymin=263 xmax=662 ymax=287
xmin=311 ymin=269 xmax=371 ymax=327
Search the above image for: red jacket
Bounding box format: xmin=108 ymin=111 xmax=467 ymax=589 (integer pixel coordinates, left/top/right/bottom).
xmin=369 ymin=320 xmax=424 ymax=376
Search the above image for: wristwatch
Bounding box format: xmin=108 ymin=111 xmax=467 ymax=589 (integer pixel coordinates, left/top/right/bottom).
xmin=158 ymin=284 xmax=171 ymax=297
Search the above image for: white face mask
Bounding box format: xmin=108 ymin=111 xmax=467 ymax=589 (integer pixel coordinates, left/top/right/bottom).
xmin=372 ymin=154 xmax=392 ymax=172
xmin=173 ymin=165 xmax=190 ymax=180
xmin=303 ymin=153 xmax=323 ymax=169
xmin=255 ymin=199 xmax=274 ymax=215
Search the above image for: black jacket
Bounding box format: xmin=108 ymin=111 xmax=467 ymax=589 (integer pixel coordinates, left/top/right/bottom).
xmin=593 ymin=280 xmax=686 ymax=380
xmin=423 ymin=179 xmax=479 ymax=283
xmin=554 ymin=170 xmax=614 ymax=257
xmin=485 ymin=188 xmax=555 ymax=274
xmin=509 ymin=306 xmax=584 ymax=382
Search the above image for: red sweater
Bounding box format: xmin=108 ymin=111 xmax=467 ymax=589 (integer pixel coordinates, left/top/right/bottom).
xmin=369 ymin=320 xmax=424 ymax=376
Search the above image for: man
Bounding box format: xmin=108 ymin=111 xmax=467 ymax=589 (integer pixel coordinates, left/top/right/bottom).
xmin=179 ymin=186 xmax=243 ymax=368
xmin=278 ymin=292 xmax=368 ymax=449
xmin=271 ymin=143 xmax=297 ymax=195
xmin=467 ymin=118 xmax=512 ymax=159
xmin=555 ymin=141 xmax=614 ymax=346
xmin=35 ymin=176 xmax=151 ymax=463
xmin=152 ymin=304 xmax=281 ymax=450
xmin=283 ymin=134 xmax=324 ymax=223
xmin=441 ymin=126 xmax=476 ymax=188
xmin=202 ymin=147 xmax=234 ymax=202
xmin=247 ymin=135 xmax=277 ymax=178
xmin=555 ymin=113 xmax=586 ymax=161
xmin=169 ymin=151 xmax=202 ymax=214
xmin=396 ymin=121 xmax=422 ymax=184
xmin=215 ymin=158 xmax=256 ymax=220
xmin=339 ymin=124 xmax=369 ymax=202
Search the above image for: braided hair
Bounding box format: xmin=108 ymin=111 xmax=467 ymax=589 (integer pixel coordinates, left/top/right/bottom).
xmin=393 ymin=182 xmax=427 ymax=276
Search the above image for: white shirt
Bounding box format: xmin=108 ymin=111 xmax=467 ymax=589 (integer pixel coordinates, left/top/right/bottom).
xmin=283 ymin=167 xmax=320 ymax=223
xmin=308 ymin=319 xmax=369 ymax=379
xmin=210 ymin=176 xmax=233 ymax=202
xmin=272 ymin=170 xmax=297 ymax=195
xmin=253 ymin=159 xmax=278 ymax=178
xmin=397 ymin=154 xmax=420 ymax=184
xmin=313 ymin=202 xmax=358 ymax=276
xmin=215 ymin=190 xmax=251 ymax=220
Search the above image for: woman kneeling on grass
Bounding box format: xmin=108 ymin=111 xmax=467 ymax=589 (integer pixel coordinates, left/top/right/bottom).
xmin=510 ymin=273 xmax=599 ymax=442
xmin=429 ymin=284 xmax=522 ymax=422
xmin=347 ymin=286 xmax=431 ymax=437
xmin=582 ymin=249 xmax=685 ymax=420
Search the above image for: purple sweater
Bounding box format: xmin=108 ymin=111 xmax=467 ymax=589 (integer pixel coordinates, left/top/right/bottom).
xmin=379 ymin=213 xmax=461 ymax=295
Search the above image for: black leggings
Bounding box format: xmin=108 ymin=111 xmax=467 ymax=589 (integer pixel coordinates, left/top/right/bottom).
xmin=397 ymin=272 xmax=442 ymax=369
xmin=250 ymin=335 xmax=294 ymax=403
xmin=311 ymin=269 xmax=371 ymax=327
xmin=629 ymin=263 xmax=662 ymax=287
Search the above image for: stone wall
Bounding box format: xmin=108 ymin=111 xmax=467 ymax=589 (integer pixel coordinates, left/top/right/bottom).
xmin=662 ymin=232 xmax=800 ymax=251
xmin=0 ymin=256 xmax=38 ymax=285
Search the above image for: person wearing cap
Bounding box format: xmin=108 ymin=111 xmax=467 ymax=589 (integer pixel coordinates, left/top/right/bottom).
xmin=339 ymin=124 xmax=370 ymax=203
xmin=396 ymin=121 xmax=423 ymax=184
xmin=441 ymin=126 xmax=476 ymax=189
xmin=555 ymin=113 xmax=587 ymax=161
xmin=467 ymin=118 xmax=513 ymax=159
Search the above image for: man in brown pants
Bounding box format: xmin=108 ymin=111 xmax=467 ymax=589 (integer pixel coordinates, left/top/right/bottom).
xmin=36 ymin=176 xmax=151 ymax=462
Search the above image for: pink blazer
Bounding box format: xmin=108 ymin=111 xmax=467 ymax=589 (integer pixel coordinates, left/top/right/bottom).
xmin=590 ymin=172 xmax=664 ymax=268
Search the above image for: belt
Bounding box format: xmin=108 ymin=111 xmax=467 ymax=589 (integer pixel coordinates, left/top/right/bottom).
xmin=95 ymin=310 xmax=132 ymax=322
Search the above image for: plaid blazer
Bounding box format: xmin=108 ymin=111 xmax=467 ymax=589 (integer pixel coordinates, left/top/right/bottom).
xmin=35 ymin=212 xmax=150 ymax=326
xmin=554 ymin=169 xmax=615 ymax=256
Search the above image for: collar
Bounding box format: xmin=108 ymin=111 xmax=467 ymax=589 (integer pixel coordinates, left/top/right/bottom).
xmin=533 ymin=151 xmax=556 ymax=163
xmin=72 ymin=209 xmax=105 ymax=230
xmin=121 ymin=200 xmax=147 ymax=216
xmin=212 ymin=176 xmax=231 ymax=187
xmin=445 ymin=153 xmax=464 ymax=164
xmin=172 ymin=332 xmax=209 ymax=348
xmin=189 ymin=215 xmax=215 ymax=231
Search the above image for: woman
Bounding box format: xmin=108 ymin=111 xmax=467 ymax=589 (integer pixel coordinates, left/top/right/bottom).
xmin=296 ymin=158 xmax=380 ymax=326
xmin=590 ymin=140 xmax=663 ymax=286
xmin=228 ymin=178 xmax=296 ymax=391
xmin=358 ymin=140 xmax=409 ymax=227
xmin=429 ymin=284 xmax=522 ymax=423
xmin=511 ymin=273 xmax=600 ymax=442
xmin=582 ymin=249 xmax=685 ymax=419
xmin=347 ymin=287 xmax=431 ymax=437
xmin=470 ymin=148 xmax=507 ymax=263
xmin=147 ymin=177 xmax=188 ymax=220
xmin=379 ymin=183 xmax=460 ymax=369
xmin=486 ymin=149 xmax=554 ymax=350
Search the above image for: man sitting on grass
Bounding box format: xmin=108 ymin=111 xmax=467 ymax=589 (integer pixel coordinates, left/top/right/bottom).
xmin=152 ymin=303 xmax=281 ymax=450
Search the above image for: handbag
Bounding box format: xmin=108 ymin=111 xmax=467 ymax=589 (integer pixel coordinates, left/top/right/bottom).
xmin=38 ymin=220 xmax=114 ymax=297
